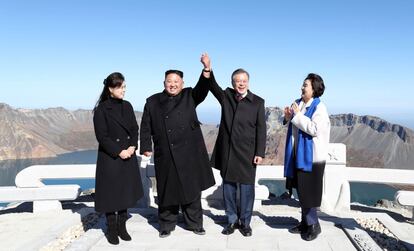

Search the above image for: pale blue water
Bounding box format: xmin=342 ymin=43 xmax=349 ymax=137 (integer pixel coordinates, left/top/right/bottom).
xmin=259 ymin=180 xmax=398 ymax=206
xmin=43 ymin=178 xmax=95 ymax=190
xmin=0 ymin=150 xmax=399 ymax=207
xmin=0 ymin=150 xmax=97 ymax=207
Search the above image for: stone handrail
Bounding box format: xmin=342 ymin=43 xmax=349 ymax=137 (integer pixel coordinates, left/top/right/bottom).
xmin=3 ymin=143 xmax=414 ymax=218
xmin=347 ymin=167 xmax=414 ymax=184
xmin=395 ymin=191 xmax=414 ymax=206
xmin=15 ymin=164 xmax=96 ymax=188
xmin=9 ymin=156 xmax=151 ymax=212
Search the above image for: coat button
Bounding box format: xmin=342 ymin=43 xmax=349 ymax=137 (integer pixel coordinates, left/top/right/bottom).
xmin=127 ymin=136 xmax=130 ymax=139
xmin=165 ymin=115 xmax=169 ymax=119
xmin=170 ymin=143 xmax=174 ymax=147
xmin=116 ymin=138 xmax=120 ymax=142
xmin=168 ymin=129 xmax=172 ymax=133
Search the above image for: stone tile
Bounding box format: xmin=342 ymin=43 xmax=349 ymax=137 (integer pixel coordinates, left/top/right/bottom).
xmin=4 ymin=205 xmax=410 ymax=251
xmin=326 ymin=236 xmax=358 ymax=251
xmin=145 ymin=249 xmax=198 ymax=251
xmin=277 ymin=235 xmax=333 ymax=251
xmin=226 ymin=233 xmax=277 ymax=250
xmin=90 ymin=246 xmax=144 ymax=251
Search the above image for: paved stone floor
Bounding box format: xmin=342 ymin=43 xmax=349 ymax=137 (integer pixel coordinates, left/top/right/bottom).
xmin=1 ymin=201 xmax=413 ymax=251
xmin=67 ymin=208 xmax=357 ymax=251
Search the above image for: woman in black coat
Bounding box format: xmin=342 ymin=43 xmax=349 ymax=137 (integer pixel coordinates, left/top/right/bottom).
xmin=93 ymin=72 xmax=144 ymax=245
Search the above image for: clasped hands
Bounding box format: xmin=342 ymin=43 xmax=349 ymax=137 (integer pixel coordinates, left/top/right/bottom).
xmin=119 ymin=146 xmax=136 ymax=159
xmin=284 ymin=102 xmax=300 ymax=121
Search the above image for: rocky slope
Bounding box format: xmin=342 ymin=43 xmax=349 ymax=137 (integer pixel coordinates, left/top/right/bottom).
xmin=1 ymin=103 xmax=413 ymax=170
xmin=0 ymin=103 xmax=140 ymax=160
xmin=263 ymin=110 xmax=414 ymax=169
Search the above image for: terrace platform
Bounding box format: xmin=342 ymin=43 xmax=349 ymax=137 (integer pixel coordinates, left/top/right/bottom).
xmin=1 ymin=197 xmax=413 ymax=251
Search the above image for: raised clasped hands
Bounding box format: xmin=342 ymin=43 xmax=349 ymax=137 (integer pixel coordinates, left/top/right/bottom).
xmin=200 ymin=52 xmax=211 ymax=70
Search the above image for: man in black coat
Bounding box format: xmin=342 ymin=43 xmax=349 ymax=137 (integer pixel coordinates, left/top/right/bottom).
xmin=202 ymin=53 xmax=266 ymax=237
xmin=140 ymin=56 xmax=215 ymax=238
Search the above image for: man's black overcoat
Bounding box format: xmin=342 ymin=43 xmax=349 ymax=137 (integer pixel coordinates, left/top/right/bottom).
xmin=209 ymin=72 xmax=266 ymax=184
xmin=140 ymin=73 xmax=215 ymax=206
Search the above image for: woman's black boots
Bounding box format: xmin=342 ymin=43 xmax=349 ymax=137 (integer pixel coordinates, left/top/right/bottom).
xmin=105 ymin=213 xmax=119 ymax=245
xmin=118 ymin=210 xmax=132 ymax=241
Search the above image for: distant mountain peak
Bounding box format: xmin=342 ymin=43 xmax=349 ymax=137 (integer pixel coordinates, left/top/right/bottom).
xmin=1 ymin=103 xmax=413 ymax=171
xmin=0 ymin=103 xmax=12 ymax=111
xmin=331 ymin=113 xmax=413 ymax=143
xmin=264 ymin=107 xmax=414 ymax=169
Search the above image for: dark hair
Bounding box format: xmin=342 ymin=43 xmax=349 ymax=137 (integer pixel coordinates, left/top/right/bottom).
xmin=231 ymin=68 xmax=250 ymax=84
xmin=93 ymin=72 xmax=125 ymax=112
xmin=305 ymin=73 xmax=325 ymax=97
xmin=165 ymin=69 xmax=183 ymax=79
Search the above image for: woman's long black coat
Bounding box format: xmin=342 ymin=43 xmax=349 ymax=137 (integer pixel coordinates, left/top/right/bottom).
xmin=93 ymin=99 xmax=144 ymax=213
xmin=209 ymin=72 xmax=266 ymax=184
xmin=139 ymin=74 xmax=215 ymax=207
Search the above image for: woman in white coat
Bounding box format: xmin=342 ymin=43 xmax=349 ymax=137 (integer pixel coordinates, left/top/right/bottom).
xmin=283 ymin=73 xmax=330 ymax=241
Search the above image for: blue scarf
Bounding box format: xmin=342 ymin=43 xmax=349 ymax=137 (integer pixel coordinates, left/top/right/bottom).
xmin=284 ymin=97 xmax=320 ymax=178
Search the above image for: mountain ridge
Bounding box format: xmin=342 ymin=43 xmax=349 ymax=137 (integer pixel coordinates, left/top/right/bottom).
xmin=1 ymin=103 xmax=413 ymax=170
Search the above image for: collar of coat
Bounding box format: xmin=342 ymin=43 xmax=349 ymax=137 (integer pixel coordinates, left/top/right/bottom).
xmin=226 ymin=88 xmax=254 ymax=102
xmin=158 ymin=89 xmax=185 ymax=114
xmin=102 ymin=99 xmax=131 ymax=134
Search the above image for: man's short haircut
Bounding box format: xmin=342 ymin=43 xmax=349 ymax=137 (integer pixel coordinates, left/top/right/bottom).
xmin=165 ymin=69 xmax=184 ymax=79
xmin=231 ymin=68 xmax=250 ymax=84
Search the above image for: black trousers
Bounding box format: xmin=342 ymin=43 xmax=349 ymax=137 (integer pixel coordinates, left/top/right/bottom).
xmin=158 ymin=194 xmax=203 ymax=232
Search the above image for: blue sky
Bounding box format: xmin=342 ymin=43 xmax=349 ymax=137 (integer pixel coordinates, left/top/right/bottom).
xmin=0 ymin=1 xmax=413 ymax=128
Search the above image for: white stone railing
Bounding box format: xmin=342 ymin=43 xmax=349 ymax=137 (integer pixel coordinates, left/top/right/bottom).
xmin=0 ymin=157 xmax=151 ymax=212
xmin=2 ymin=143 xmax=414 ymax=218
xmin=254 ymin=144 xmax=414 ymax=217
xmin=143 ymin=143 xmax=350 ymax=211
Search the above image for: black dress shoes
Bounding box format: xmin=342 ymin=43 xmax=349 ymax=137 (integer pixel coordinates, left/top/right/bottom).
xmin=304 ymin=223 xmax=321 ymax=241
xmin=222 ymin=223 xmax=237 ymax=235
xmin=192 ymin=227 xmax=206 ymax=235
xmin=239 ymin=225 xmax=252 ymax=237
xmin=159 ymin=230 xmax=171 ymax=238
xmin=288 ymin=221 xmax=308 ymax=234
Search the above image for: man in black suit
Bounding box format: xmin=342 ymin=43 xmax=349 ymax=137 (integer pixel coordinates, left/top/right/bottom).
xmin=140 ymin=55 xmax=215 ymax=238
xmin=202 ymin=53 xmax=266 ymax=237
